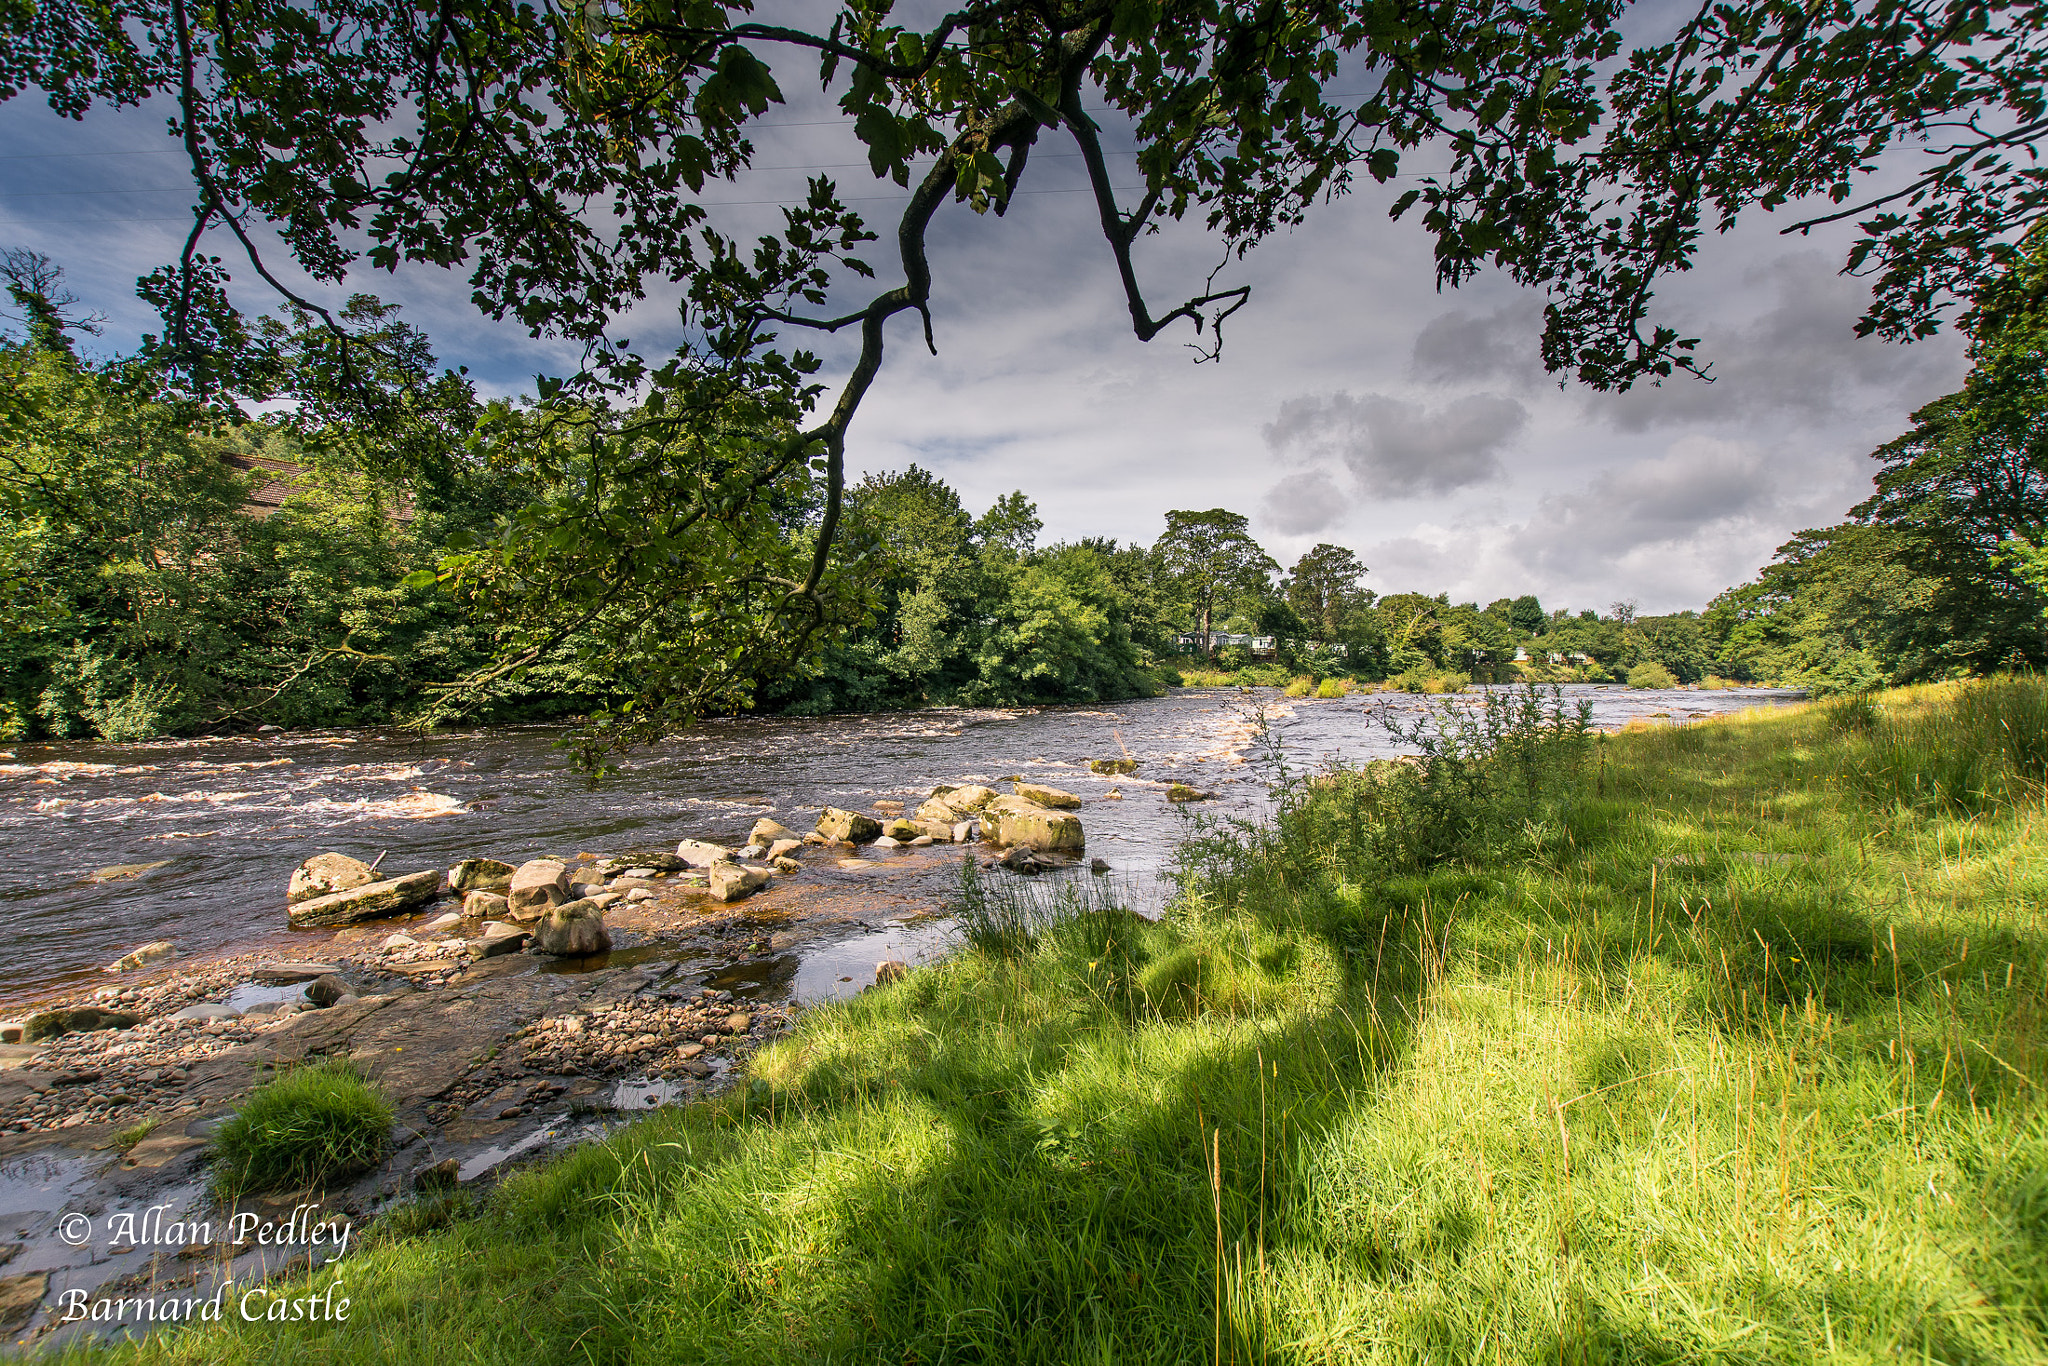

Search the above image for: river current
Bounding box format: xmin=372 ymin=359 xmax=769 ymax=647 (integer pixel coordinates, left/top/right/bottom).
xmin=0 ymin=684 xmax=1804 ymax=1007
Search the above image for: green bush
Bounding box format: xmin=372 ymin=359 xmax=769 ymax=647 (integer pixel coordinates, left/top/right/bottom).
xmin=1627 ymin=661 xmax=1678 ymax=689
xmin=1315 ymin=677 xmax=1346 ymax=699
xmin=208 ymin=1058 xmax=394 ymax=1199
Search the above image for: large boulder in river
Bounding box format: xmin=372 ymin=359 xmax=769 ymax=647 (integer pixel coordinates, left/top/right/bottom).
xmin=1013 ymin=781 xmax=1081 ymax=809
xmin=916 ymin=784 xmax=998 ymax=823
xmin=816 ymin=807 xmax=881 ymax=843
xmin=749 ymin=817 xmax=799 ymax=846
xmin=506 ymin=860 xmax=570 ymax=919
xmin=675 ymin=839 xmax=734 ymax=869
xmin=1088 ymin=758 xmax=1139 ymax=775
xmin=709 ymin=863 xmax=771 ymax=903
xmin=287 ymin=853 xmax=375 ymax=905
xmin=287 ymin=870 xmax=441 ymax=928
xmin=984 ymin=795 xmax=1084 ymax=853
xmin=531 ymin=898 xmax=610 ymax=956
xmin=449 ymin=858 xmax=515 ymax=892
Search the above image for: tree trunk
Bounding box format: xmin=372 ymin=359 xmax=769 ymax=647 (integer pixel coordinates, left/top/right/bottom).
xmin=1201 ymin=596 xmax=1213 ymax=658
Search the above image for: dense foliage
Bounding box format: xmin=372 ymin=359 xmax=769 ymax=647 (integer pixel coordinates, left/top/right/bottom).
xmin=7 ymin=0 xmax=2045 ymax=751
xmin=1705 ymin=237 xmax=2048 ymax=692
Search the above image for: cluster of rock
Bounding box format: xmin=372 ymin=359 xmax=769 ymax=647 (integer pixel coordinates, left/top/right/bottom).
xmin=514 ymin=990 xmax=789 ymax=1082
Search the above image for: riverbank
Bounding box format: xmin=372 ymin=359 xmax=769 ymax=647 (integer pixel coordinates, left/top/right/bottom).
xmin=31 ymin=678 xmax=2042 ymax=1362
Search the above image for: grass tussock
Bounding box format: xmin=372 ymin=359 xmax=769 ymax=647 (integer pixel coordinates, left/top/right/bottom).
xmin=206 ymin=1058 xmax=393 ymax=1200
xmin=84 ymin=678 xmax=2048 ymax=1364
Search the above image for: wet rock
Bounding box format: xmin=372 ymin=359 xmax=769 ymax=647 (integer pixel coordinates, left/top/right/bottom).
xmin=1090 ymin=858 xmax=1111 ymax=874
xmin=507 ymin=859 xmax=571 ymax=918
xmin=766 ymin=838 xmax=803 ymax=860
xmin=287 ymin=852 xmax=376 ymax=905
xmin=0 ymin=1270 xmax=47 ymax=1332
xmin=532 ymin=898 xmax=611 ymax=956
xmin=424 ymin=911 xmax=464 ymax=931
xmin=107 ymin=939 xmax=175 ymax=972
xmin=171 ymin=1002 xmax=239 ymax=1022
xmin=872 ymin=836 xmax=902 ymax=849
xmin=383 ymin=932 xmax=419 ymax=949
xmin=1166 ymin=784 xmax=1215 ymax=803
xmin=1088 ymin=758 xmax=1140 ymax=775
xmin=473 ymin=921 xmax=531 ymax=958
xmin=708 ymin=863 xmax=770 ymax=903
xmin=464 ymin=890 xmax=510 ymax=920
xmin=413 ymin=1157 xmax=461 ymax=1190
xmin=872 ymin=800 xmax=905 ymax=813
xmin=997 ymin=845 xmax=1051 ymax=874
xmin=1013 ymin=781 xmax=1082 ymax=809
xmin=771 ymin=856 xmax=801 ymax=874
xmin=875 ymin=960 xmax=908 ymax=985
xmin=23 ymin=1006 xmax=141 ymax=1042
xmin=815 ymin=807 xmax=881 ymax=843
xmin=917 ymin=784 xmax=997 ymax=822
xmin=305 ymin=974 xmax=351 ymax=1008
xmin=1104 ymin=788 xmax=1123 ymax=800
xmin=953 ymin=820 xmax=978 ymax=843
xmin=288 ymin=869 xmax=441 ymax=928
xmin=749 ymin=817 xmax=799 ymax=846
xmin=675 ymin=839 xmax=734 ymax=869
xmin=253 ymin=961 xmax=342 ymax=984
xmin=880 ymin=817 xmax=919 ymax=840
xmin=724 ymin=1012 xmax=752 ymax=1033
xmin=801 ymin=832 xmax=827 ymax=845
xmin=0 ymin=1025 xmax=20 ymax=1045
xmin=86 ymin=861 xmax=170 ymax=884
xmin=620 ymin=866 xmax=660 ymax=880
xmin=449 ymin=858 xmax=516 ymax=892
xmin=908 ymin=819 xmax=954 ymax=842
xmin=909 ymin=835 xmax=934 ymax=846
xmin=985 ymin=795 xmax=1084 ymax=853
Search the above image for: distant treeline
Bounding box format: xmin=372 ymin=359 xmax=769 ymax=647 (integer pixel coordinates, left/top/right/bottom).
xmin=4 ymin=234 xmax=2043 ymax=742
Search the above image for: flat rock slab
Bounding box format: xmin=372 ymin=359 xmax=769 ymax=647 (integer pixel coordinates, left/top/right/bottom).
xmin=287 ymin=869 xmax=441 ymax=928
xmin=120 ymin=1133 xmax=209 ymax=1171
xmin=251 ymin=962 xmax=343 ymax=984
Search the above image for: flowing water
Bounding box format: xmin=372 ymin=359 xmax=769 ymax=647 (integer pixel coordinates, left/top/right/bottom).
xmin=0 ymin=684 xmax=1804 ymax=1007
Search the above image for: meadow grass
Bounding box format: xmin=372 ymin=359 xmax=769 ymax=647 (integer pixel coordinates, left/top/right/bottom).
xmin=76 ymin=680 xmax=2048 ymax=1364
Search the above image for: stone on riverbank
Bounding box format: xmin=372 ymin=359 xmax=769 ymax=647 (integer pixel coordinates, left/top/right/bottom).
xmin=766 ymin=838 xmax=802 ymax=860
xmin=287 ymin=869 xmax=441 ymax=928
xmin=252 ymin=962 xmax=341 ymax=984
xmin=675 ymin=840 xmax=734 ymax=869
xmin=23 ymin=1006 xmax=140 ymax=1042
xmin=816 ymin=808 xmax=881 ymax=843
xmin=1087 ymin=758 xmax=1139 ymax=775
xmin=464 ymin=890 xmax=510 ymax=919
xmin=286 ymin=852 xmax=375 ymax=904
xmin=449 ymin=858 xmax=516 ymax=892
xmin=1166 ymin=784 xmax=1215 ymax=803
xmin=507 ymin=860 xmax=570 ymax=919
xmin=305 ymin=974 xmax=350 ymax=1008
xmin=912 ymin=819 xmax=955 ymax=842
xmin=709 ymin=863 xmax=770 ymax=903
xmin=1013 ymin=781 xmax=1081 ymax=809
xmin=474 ymin=922 xmax=530 ymax=957
xmin=749 ymin=818 xmax=799 ymax=846
xmin=531 ymin=899 xmax=610 ymax=956
xmin=985 ymin=795 xmax=1084 ymax=852
xmin=880 ymin=817 xmax=919 ymax=840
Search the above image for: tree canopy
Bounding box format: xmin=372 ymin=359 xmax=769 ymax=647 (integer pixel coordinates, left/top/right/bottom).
xmin=8 ymin=0 xmax=2048 ymax=744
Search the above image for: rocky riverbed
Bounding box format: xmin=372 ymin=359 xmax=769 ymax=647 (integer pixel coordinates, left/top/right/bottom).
xmin=0 ymin=777 xmax=1106 ymax=1351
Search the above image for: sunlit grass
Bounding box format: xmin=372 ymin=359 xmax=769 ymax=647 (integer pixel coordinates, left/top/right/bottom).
xmin=80 ymin=679 xmax=2048 ymax=1364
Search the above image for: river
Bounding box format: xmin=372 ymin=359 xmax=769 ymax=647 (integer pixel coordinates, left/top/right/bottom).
xmin=0 ymin=683 xmax=1805 ymax=1007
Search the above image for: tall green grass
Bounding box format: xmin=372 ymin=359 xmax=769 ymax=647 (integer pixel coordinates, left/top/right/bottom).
xmin=77 ymin=680 xmax=2048 ymax=1364
xmin=207 ymin=1058 xmax=393 ymax=1200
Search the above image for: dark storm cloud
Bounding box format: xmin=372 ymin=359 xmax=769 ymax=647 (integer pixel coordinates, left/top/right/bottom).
xmin=1408 ymin=301 xmax=1548 ymax=385
xmin=1261 ymin=391 xmax=1527 ymax=498
xmin=1590 ymin=252 xmax=1961 ymax=431
xmin=1508 ymin=437 xmax=1786 ymax=575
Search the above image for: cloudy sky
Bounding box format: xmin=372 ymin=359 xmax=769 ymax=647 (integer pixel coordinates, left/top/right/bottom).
xmin=0 ymin=30 xmax=1969 ymax=615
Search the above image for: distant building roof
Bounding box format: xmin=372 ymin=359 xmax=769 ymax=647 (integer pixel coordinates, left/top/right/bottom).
xmin=219 ymin=451 xmax=414 ymax=523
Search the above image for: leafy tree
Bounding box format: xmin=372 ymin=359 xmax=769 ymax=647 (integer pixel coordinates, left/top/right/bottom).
xmin=1285 ymin=543 xmax=1371 ymax=642
xmin=1154 ymin=509 xmax=1278 ymax=656
xmin=10 ymin=0 xmax=2046 ymax=756
xmin=1509 ymin=594 xmax=1547 ymax=636
xmin=973 ymin=491 xmax=1042 ymax=559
